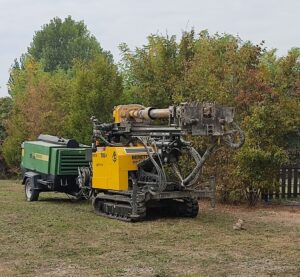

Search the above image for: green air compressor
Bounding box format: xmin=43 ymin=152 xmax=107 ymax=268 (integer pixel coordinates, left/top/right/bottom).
xmin=21 ymin=134 xmax=92 ymax=201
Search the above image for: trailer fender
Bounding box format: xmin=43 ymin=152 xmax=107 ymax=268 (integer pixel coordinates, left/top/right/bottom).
xmin=22 ymin=172 xmax=40 ymax=189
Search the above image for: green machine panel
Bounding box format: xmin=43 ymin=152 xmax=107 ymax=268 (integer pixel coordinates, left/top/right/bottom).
xmin=51 ymin=148 xmax=90 ymax=175
xmin=21 ymin=141 xmax=90 ymax=176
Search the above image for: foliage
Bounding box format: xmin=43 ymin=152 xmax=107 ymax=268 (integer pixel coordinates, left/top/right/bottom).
xmin=235 ymin=105 xmax=289 ymax=197
xmin=120 ymin=30 xmax=300 ymax=204
xmin=119 ymin=34 xmax=182 ymax=107
xmin=3 ymin=17 xmax=121 ymax=166
xmin=232 ymin=49 xmax=300 ymax=204
xmin=0 ymin=97 xmax=12 ymax=141
xmin=0 ymin=97 xmax=12 ymax=177
xmin=28 ymin=16 xmax=104 ymax=71
xmin=4 ymin=55 xmax=121 ymax=165
xmin=65 ymin=53 xmax=123 ymax=144
xmin=3 ymin=57 xmax=72 ymax=165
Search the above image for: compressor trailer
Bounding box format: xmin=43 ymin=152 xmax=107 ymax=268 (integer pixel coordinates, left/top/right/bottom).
xmin=22 ymin=102 xmax=244 ymax=222
xmin=21 ymin=135 xmax=91 ymax=201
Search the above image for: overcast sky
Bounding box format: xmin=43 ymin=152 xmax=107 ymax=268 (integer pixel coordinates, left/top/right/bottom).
xmin=0 ymin=0 xmax=299 ymax=97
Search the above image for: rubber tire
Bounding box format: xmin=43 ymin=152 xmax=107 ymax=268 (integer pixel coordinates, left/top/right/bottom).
xmin=25 ymin=178 xmax=39 ymax=201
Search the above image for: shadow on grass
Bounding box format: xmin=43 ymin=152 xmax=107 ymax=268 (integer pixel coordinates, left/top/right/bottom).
xmin=143 ymin=207 xmax=198 ymax=221
xmin=35 ymin=194 xmax=207 ymax=221
xmin=38 ymin=198 xmax=197 ymax=221
xmin=38 ymin=196 xmax=89 ymax=205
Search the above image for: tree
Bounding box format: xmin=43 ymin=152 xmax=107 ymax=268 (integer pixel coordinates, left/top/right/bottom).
xmin=0 ymin=97 xmax=12 ymax=177
xmin=0 ymin=97 xmax=12 ymax=141
xmin=120 ymin=34 xmax=185 ymax=107
xmin=27 ymin=16 xmax=104 ymax=71
xmin=234 ymin=100 xmax=297 ymax=205
xmin=4 ymin=53 xmax=122 ymax=166
xmin=3 ymin=57 xmax=73 ymax=166
xmin=65 ymin=53 xmax=123 ymax=144
xmin=8 ymin=16 xmax=105 ymax=95
xmin=3 ymin=17 xmax=122 ymax=167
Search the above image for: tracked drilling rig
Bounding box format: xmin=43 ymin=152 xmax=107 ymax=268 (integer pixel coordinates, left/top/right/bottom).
xmin=75 ymin=102 xmax=244 ymax=221
xmin=21 ymin=102 xmax=243 ymax=221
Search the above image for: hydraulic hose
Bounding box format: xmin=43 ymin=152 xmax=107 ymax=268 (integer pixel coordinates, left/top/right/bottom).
xmin=182 ymin=142 xmax=217 ymax=187
xmin=136 ymin=137 xmax=167 ymax=193
xmin=222 ymin=122 xmax=245 ymax=149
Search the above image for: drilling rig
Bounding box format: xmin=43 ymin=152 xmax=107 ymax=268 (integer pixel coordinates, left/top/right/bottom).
xmin=21 ymin=102 xmax=244 ymax=221
xmin=76 ymin=102 xmax=244 ymax=221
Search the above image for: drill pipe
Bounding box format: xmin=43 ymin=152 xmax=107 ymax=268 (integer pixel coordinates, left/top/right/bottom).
xmin=129 ymin=107 xmax=170 ymax=120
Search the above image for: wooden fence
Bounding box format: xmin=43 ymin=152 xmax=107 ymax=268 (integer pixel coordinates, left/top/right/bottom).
xmin=267 ymin=166 xmax=300 ymax=200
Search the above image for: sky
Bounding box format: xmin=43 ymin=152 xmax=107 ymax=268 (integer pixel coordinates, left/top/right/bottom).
xmin=0 ymin=0 xmax=299 ymax=97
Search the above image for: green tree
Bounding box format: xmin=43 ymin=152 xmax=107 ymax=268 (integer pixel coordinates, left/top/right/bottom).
xmin=120 ymin=30 xmax=268 ymax=110
xmin=66 ymin=53 xmax=123 ymax=144
xmin=234 ymin=103 xmax=291 ymax=205
xmin=4 ymin=17 xmax=122 ymax=168
xmin=0 ymin=97 xmax=12 ymax=141
xmin=0 ymin=97 xmax=12 ymax=177
xmin=3 ymin=57 xmax=73 ymax=166
xmin=120 ymin=34 xmax=185 ymax=107
xmin=28 ymin=16 xmax=104 ymax=71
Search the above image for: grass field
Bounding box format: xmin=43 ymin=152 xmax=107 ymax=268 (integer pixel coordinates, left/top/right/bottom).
xmin=0 ymin=180 xmax=299 ymax=277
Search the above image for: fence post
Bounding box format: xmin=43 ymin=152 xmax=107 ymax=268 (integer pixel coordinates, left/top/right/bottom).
xmin=287 ymin=167 xmax=292 ymax=198
xmin=210 ymin=176 xmax=216 ymax=208
xmin=275 ymin=169 xmax=281 ymax=199
xmin=281 ymin=167 xmax=286 ymax=198
xmin=294 ymin=168 xmax=299 ymax=197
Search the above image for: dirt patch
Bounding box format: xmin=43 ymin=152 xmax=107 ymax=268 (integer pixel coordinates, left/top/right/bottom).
xmin=201 ymin=199 xmax=300 ymax=227
xmin=35 ymin=263 xmax=87 ymax=277
xmin=0 ymin=263 xmax=14 ymax=277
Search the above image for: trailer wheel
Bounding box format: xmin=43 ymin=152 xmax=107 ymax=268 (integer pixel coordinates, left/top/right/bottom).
xmin=25 ymin=178 xmax=39 ymax=201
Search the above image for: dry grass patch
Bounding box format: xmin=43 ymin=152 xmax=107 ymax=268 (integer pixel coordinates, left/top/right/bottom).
xmin=0 ymin=180 xmax=299 ymax=276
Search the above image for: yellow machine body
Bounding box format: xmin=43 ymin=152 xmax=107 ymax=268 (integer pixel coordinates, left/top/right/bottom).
xmin=92 ymin=146 xmax=150 ymax=191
